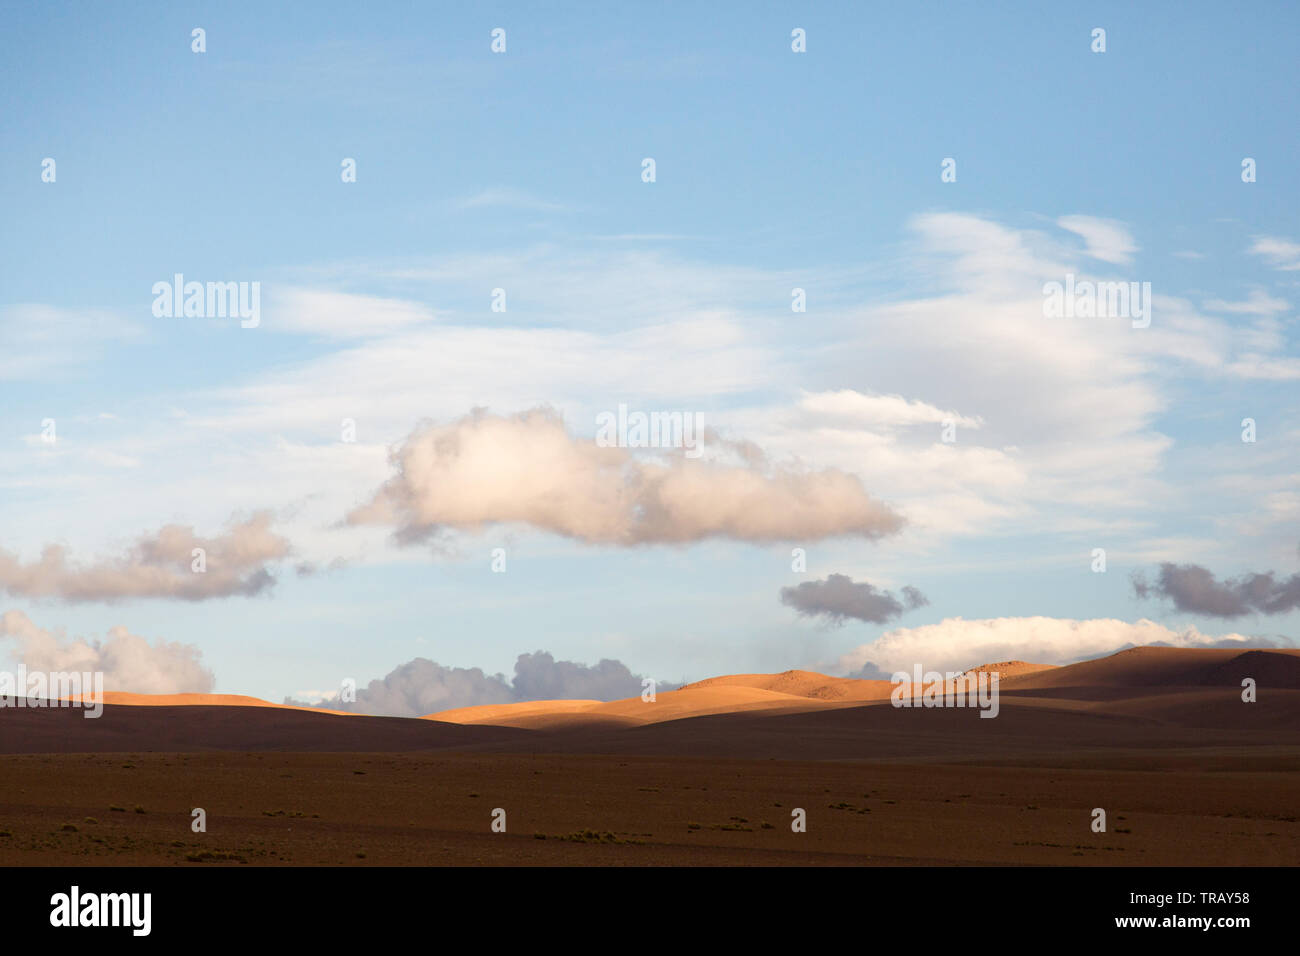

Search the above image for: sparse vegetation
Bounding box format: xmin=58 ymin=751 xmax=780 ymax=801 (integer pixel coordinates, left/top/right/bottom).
xmin=185 ymin=850 xmax=247 ymax=864
xmin=829 ymin=802 xmax=869 ymax=815
xmin=551 ymin=829 xmax=642 ymax=845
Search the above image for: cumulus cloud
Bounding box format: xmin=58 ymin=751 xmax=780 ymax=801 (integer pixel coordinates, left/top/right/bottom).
xmin=1133 ymin=563 xmax=1300 ymax=617
xmin=347 ymin=407 xmax=904 ymax=546
xmin=0 ymin=610 xmax=214 ymax=694
xmin=835 ymin=616 xmax=1265 ymax=677
xmin=781 ymin=574 xmax=928 ymax=625
xmin=290 ymin=650 xmax=665 ymax=717
xmin=511 ymin=652 xmax=651 ymax=701
xmin=0 ymin=512 xmax=291 ymax=602
xmin=300 ymin=658 xmax=514 ymax=716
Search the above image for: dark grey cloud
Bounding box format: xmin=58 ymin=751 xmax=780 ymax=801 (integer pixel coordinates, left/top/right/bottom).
xmin=297 ymin=658 xmax=514 ymax=717
xmin=842 ymin=660 xmax=892 ymax=680
xmin=288 ymin=650 xmax=670 ymax=717
xmin=511 ymin=652 xmax=649 ymax=701
xmin=1133 ymin=563 xmax=1300 ymax=618
xmin=780 ymin=573 xmax=928 ymax=625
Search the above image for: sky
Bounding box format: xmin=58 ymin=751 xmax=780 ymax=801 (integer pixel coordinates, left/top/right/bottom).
xmin=1 ymin=1 xmax=1298 ymax=714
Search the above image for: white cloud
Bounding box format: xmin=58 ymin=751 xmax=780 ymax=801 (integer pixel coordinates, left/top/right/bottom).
xmin=7 ymin=217 xmax=1297 ymax=578
xmin=835 ymin=616 xmax=1255 ymax=676
xmin=1225 ymin=355 xmax=1300 ymax=380
xmin=1249 ymin=236 xmax=1300 ymax=271
xmin=0 ymin=610 xmax=215 ymax=694
xmin=265 ymin=288 xmax=438 ymax=339
xmin=1057 ymin=215 xmax=1138 ymax=265
xmin=1201 ymin=289 xmax=1290 ymax=316
xmin=348 ymin=407 xmax=905 ymax=546
xmin=798 ymin=390 xmax=983 ymax=429
xmin=0 ymin=512 xmax=291 ymax=602
xmin=0 ymin=304 xmax=140 ymax=381
xmin=455 ymin=188 xmax=567 ymax=213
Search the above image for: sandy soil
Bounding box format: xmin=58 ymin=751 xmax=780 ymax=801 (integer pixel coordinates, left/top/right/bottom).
xmin=1 ymin=646 xmax=1295 ymax=865
xmin=1 ymin=750 xmax=1294 ymax=866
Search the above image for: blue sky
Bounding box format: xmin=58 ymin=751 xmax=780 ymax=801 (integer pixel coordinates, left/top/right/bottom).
xmin=1 ymin=2 xmax=1298 ymax=710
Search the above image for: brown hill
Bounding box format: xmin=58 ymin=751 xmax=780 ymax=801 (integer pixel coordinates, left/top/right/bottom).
xmin=1003 ymin=646 xmax=1300 ymax=690
xmin=679 ymin=669 xmax=897 ymax=701
xmin=4 ymin=645 xmax=1296 ymax=757
xmin=961 ymin=660 xmax=1058 ymax=680
xmin=65 ymin=692 xmax=355 ymax=716
xmin=0 ymin=701 xmax=526 ymax=754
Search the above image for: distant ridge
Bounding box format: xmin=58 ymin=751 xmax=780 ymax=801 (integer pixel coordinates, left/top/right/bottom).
xmin=2 ymin=646 xmax=1294 ymax=755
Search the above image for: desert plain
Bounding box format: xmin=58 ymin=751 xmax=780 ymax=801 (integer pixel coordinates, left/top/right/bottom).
xmin=1 ymin=645 xmax=1296 ymax=866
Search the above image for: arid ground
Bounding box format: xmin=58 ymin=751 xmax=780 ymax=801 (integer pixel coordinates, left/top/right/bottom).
xmin=2 ymin=647 xmax=1297 ymax=865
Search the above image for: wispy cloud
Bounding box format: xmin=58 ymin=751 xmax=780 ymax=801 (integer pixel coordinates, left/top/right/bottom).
xmin=1249 ymin=236 xmax=1300 ymax=271
xmin=1201 ymin=289 xmax=1290 ymax=316
xmin=798 ymin=390 xmax=983 ymax=429
xmin=263 ymin=288 xmax=438 ymax=339
xmin=1057 ymin=215 xmax=1138 ymax=265
xmin=0 ymin=304 xmax=141 ymax=381
xmin=455 ymin=187 xmax=567 ymax=213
